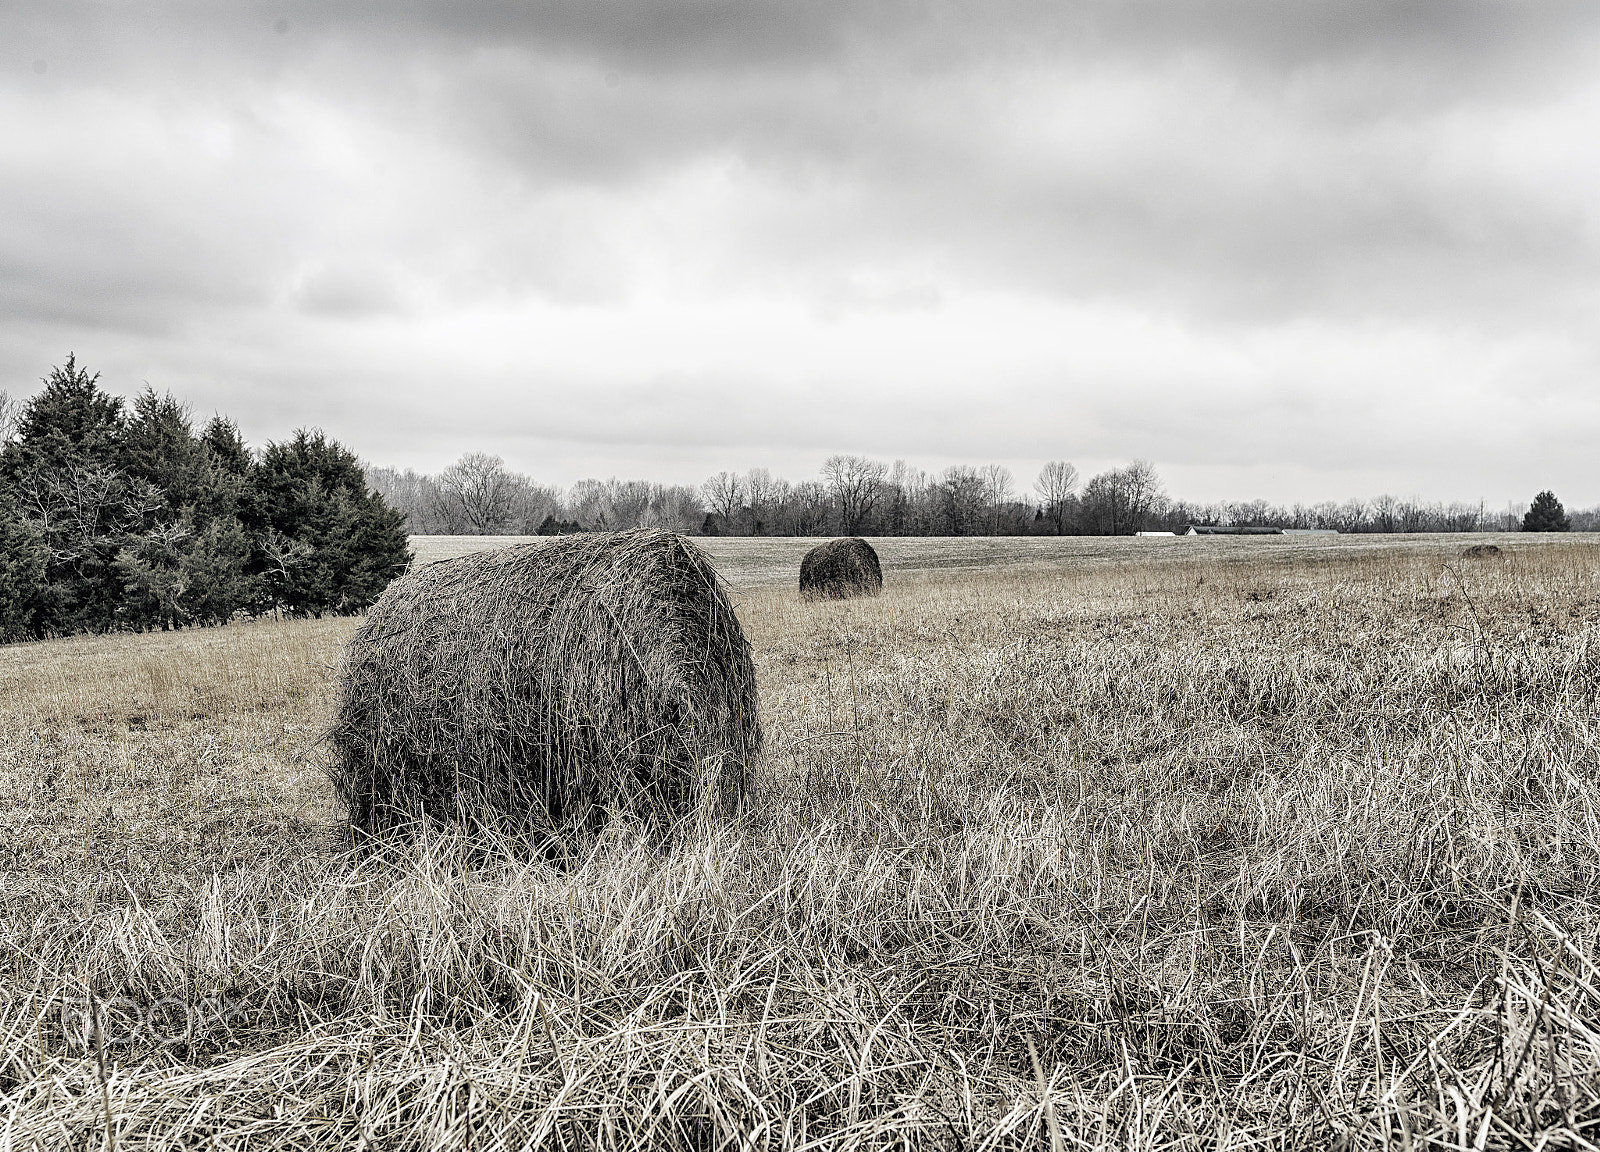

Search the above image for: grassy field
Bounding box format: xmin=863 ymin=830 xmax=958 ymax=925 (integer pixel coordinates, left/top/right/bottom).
xmin=411 ymin=531 xmax=1562 ymax=589
xmin=2 ymin=535 xmax=1599 ymax=1148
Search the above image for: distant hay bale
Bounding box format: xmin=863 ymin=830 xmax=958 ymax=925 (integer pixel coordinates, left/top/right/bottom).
xmin=328 ymin=529 xmax=761 ymax=837
xmin=799 ymin=537 xmax=883 ymax=601
xmin=1462 ymin=543 xmax=1504 ymax=559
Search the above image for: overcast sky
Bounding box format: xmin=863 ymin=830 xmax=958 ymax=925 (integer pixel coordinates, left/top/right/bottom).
xmin=4 ymin=1 xmax=1598 ymax=507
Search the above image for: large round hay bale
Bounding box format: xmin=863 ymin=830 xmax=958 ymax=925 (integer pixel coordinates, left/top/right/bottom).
xmin=328 ymin=529 xmax=761 ymax=836
xmin=799 ymin=537 xmax=883 ymax=601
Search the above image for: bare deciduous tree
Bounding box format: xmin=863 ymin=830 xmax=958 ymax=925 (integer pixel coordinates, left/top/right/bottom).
xmin=980 ymin=463 xmax=1014 ymax=534
xmin=259 ymin=527 xmax=315 ymax=580
xmin=642 ymin=484 xmax=704 ymax=533
xmin=609 ymin=480 xmax=653 ymax=529
xmin=505 ymin=476 xmax=562 ymax=534
xmin=1444 ymin=501 xmax=1485 ymax=532
xmin=15 ymin=464 xmax=162 ymax=563
xmin=567 ymin=478 xmax=614 ymax=530
xmin=0 ymin=390 xmax=20 ymax=447
xmin=365 ymin=464 xmax=451 ymax=534
xmin=792 ymin=480 xmax=831 ymax=535
xmin=434 ymin=452 xmax=514 ymax=534
xmin=745 ymin=467 xmax=787 ymax=535
xmin=701 ymin=471 xmax=746 ymax=532
xmin=567 ymin=478 xmax=657 ymax=530
xmin=887 ymin=460 xmax=936 ymax=534
xmin=821 ymin=454 xmax=888 ymax=534
xmin=938 ymin=466 xmax=988 ymax=536
xmin=1034 ymin=460 xmax=1080 ymax=535
xmin=1370 ymin=494 xmax=1400 ymax=533
xmin=368 ymin=461 xmax=558 ymax=535
xmin=1079 ymin=460 xmax=1166 ymax=535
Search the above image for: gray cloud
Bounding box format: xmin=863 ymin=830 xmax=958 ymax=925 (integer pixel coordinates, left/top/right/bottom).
xmin=3 ymin=1 xmax=1598 ymax=504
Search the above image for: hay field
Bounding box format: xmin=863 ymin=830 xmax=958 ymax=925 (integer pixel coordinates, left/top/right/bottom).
xmin=411 ymin=530 xmax=1557 ymax=589
xmin=2 ymin=536 xmax=1599 ymax=1148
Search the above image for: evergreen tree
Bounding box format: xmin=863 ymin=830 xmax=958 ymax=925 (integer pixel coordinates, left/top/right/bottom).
xmin=180 ymin=516 xmax=257 ymax=623
xmin=245 ymin=429 xmax=411 ymax=616
xmin=0 ymin=355 xmax=124 ymax=478
xmin=0 ymin=495 xmax=48 ymax=641
xmin=0 ymin=357 xmax=136 ymax=634
xmin=121 ymin=389 xmax=212 ymax=516
xmin=1522 ymin=491 xmax=1571 ymax=532
xmin=113 ymin=389 xmax=256 ymax=629
xmin=200 ymin=416 xmax=252 ymax=477
xmin=0 ymin=360 xmax=409 ymax=641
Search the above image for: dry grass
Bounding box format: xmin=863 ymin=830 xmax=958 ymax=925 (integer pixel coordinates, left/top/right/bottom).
xmin=411 ymin=530 xmax=1573 ymax=586
xmin=3 ymin=537 xmax=1600 ymax=1148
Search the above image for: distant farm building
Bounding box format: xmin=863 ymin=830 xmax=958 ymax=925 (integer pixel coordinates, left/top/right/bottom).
xmin=1181 ymin=526 xmax=1339 ymax=536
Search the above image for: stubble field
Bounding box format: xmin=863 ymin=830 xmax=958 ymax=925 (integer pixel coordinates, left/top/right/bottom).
xmin=2 ymin=534 xmax=1598 ymax=1149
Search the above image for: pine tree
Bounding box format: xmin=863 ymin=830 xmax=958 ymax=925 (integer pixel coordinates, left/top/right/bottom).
xmin=1 ymin=361 xmax=410 ymax=641
xmin=245 ymin=429 xmax=411 ymax=616
xmin=1522 ymin=491 xmax=1571 ymax=532
xmin=0 ymin=495 xmax=48 ymax=641
xmin=0 ymin=357 xmax=134 ymax=634
xmin=0 ymin=354 xmax=124 ymax=478
xmin=200 ymin=416 xmax=252 ymax=477
xmin=121 ymin=389 xmax=212 ymax=514
xmin=113 ymin=389 xmax=256 ymax=629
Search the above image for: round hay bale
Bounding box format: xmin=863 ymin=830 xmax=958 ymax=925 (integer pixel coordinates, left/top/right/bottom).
xmin=1462 ymin=543 xmax=1503 ymax=559
xmin=799 ymin=537 xmax=883 ymax=601
xmin=327 ymin=529 xmax=761 ymax=836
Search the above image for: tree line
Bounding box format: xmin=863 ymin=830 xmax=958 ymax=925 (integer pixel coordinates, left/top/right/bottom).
xmin=372 ymin=452 xmax=1593 ymax=539
xmin=365 ymin=454 xmax=703 ymax=536
xmin=0 ymin=358 xmax=410 ymax=642
xmin=3 ymin=356 xmax=1587 ymax=643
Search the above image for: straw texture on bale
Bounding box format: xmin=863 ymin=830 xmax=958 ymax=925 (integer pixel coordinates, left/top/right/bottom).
xmin=798 ymin=537 xmax=883 ymax=601
xmin=328 ymin=529 xmax=761 ymax=836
